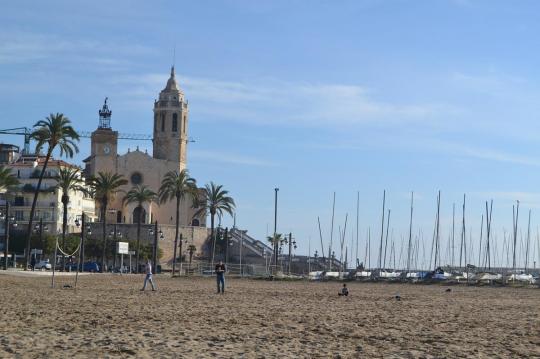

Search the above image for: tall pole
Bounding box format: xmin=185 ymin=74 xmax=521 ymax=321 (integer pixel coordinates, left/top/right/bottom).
xmin=356 ymin=191 xmax=359 ymax=268
xmin=273 ymin=188 xmax=279 ymax=269
xmin=3 ymin=202 xmax=9 ymax=270
xmin=38 ymin=217 xmax=44 ymax=261
xmin=112 ymin=223 xmax=117 ymax=270
xmin=383 ymin=209 xmax=391 ymax=270
xmin=75 ymin=213 xmax=84 ymax=288
xmin=288 ymin=232 xmax=292 ymax=275
xmin=525 ymin=209 xmax=531 ymax=273
xmin=152 ymin=221 xmax=158 ymax=272
xmin=378 ymin=190 xmax=386 ymax=274
xmin=452 ymin=203 xmax=455 ymax=268
xmin=80 ymin=214 xmax=85 ymax=271
xmin=329 ymin=192 xmax=336 ymax=271
xmin=406 ymin=192 xmax=414 ymax=276
xmin=179 ymin=233 xmax=184 ymax=275
xmin=240 ymin=230 xmax=244 ymax=276
xmin=512 ymin=201 xmax=519 ymax=273
xmin=308 ymin=236 xmax=311 ymax=274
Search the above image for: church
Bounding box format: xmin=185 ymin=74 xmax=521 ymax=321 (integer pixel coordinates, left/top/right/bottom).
xmin=84 ymin=67 xmax=206 ymax=228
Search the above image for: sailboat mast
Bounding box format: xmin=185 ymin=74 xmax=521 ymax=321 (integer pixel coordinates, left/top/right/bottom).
xmin=329 ymin=192 xmax=336 ymax=271
xmin=378 ymin=190 xmax=386 ymax=272
xmin=406 ymin=191 xmax=414 ymax=274
xmin=356 ymin=191 xmax=359 ymax=268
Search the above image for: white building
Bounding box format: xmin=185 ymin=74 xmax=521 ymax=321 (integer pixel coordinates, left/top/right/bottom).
xmin=5 ymin=153 xmax=95 ymax=234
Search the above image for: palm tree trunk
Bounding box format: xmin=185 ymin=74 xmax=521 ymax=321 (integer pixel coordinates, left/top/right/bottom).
xmin=25 ymin=149 xmax=52 ymax=270
xmin=210 ymin=213 xmax=216 ymax=267
xmin=172 ymin=196 xmax=180 ymax=277
xmin=100 ymin=199 xmax=108 ymax=272
xmin=61 ymin=195 xmax=68 ymax=271
xmin=135 ymin=205 xmax=142 ymax=273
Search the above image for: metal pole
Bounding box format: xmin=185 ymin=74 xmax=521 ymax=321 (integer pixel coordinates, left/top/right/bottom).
xmin=273 ymin=188 xmax=278 ymax=269
xmin=75 ymin=214 xmax=84 ymax=288
xmin=3 ymin=202 xmax=9 ymax=270
xmin=80 ymin=215 xmax=85 ymax=271
xmin=288 ymin=232 xmax=292 ymax=275
xmin=240 ymin=230 xmax=243 ymax=276
xmin=51 ymin=235 xmax=58 ymax=288
xmin=152 ymin=221 xmax=158 ymax=273
xmin=179 ymin=233 xmax=183 ymax=276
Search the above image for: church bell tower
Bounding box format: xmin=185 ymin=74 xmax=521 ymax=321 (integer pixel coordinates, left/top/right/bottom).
xmin=87 ymin=98 xmax=118 ymax=176
xmin=152 ymin=66 xmax=188 ymax=170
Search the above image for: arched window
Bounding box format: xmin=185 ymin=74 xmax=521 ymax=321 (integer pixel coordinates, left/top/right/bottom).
xmin=191 ymin=218 xmax=200 ymax=227
xmin=172 ymin=113 xmax=178 ymax=132
xmin=161 ymin=114 xmax=165 ymax=132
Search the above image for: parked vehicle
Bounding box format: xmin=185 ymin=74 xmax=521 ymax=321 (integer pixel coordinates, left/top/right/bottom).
xmin=35 ymin=259 xmax=52 ymax=270
xmin=82 ymin=262 xmax=100 ymax=273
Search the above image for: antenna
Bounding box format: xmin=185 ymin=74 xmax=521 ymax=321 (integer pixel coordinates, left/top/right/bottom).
xmin=173 ymin=44 xmax=176 ymax=68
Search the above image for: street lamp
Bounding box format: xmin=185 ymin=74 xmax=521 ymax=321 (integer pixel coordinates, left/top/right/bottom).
xmin=33 ymin=219 xmax=48 ymax=263
xmin=1 ymin=203 xmax=16 ymax=270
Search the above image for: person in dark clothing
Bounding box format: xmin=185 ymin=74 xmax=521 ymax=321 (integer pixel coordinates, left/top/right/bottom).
xmin=338 ymin=283 xmax=349 ymax=296
xmin=215 ymin=261 xmax=226 ymax=294
xmin=30 ymin=256 xmax=36 ymax=271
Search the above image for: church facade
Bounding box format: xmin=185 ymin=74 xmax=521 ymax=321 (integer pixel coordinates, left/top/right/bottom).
xmin=84 ymin=67 xmax=206 ymax=229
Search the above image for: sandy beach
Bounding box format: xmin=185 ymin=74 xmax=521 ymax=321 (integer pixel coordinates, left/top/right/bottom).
xmin=0 ymin=273 xmax=538 ymax=358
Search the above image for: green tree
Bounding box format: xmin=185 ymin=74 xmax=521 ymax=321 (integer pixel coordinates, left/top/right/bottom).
xmin=123 ymin=185 xmax=157 ymax=272
xmin=193 ymin=182 xmax=235 ymax=266
xmin=25 ymin=113 xmax=79 ymax=269
xmin=0 ymin=166 xmax=19 ymax=193
xmin=158 ymin=169 xmax=198 ymax=276
xmin=89 ymin=172 xmax=127 ymax=271
xmin=55 ymin=167 xmax=84 ymax=271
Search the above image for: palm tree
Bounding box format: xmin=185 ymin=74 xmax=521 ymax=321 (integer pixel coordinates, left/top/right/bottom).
xmin=0 ymin=166 xmax=19 ymax=193
xmin=158 ymin=169 xmax=198 ymax=276
xmin=89 ymin=172 xmax=127 ymax=271
xmin=124 ymin=185 xmax=157 ymax=273
xmin=193 ymin=182 xmax=235 ymax=266
xmin=25 ymin=113 xmax=79 ymax=269
xmin=55 ymin=167 xmax=84 ymax=271
xmin=266 ymin=233 xmax=283 ymax=248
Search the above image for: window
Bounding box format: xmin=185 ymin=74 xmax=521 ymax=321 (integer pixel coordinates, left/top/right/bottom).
xmin=191 ymin=218 xmax=200 ymax=227
xmin=130 ymin=172 xmax=143 ymax=185
xmin=172 ymin=113 xmax=178 ymax=132
xmin=161 ymin=114 xmax=165 ymax=132
xmin=183 ymin=116 xmax=187 ymax=133
xmin=15 ymin=210 xmax=24 ymax=221
xmin=14 ymin=196 xmax=24 ymax=206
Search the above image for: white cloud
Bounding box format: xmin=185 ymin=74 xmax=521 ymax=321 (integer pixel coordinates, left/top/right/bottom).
xmin=190 ymin=149 xmax=276 ymax=167
xmin=109 ymin=72 xmax=455 ymax=128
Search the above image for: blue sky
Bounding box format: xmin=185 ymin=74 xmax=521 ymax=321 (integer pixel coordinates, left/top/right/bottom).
xmin=2 ymin=0 xmax=540 ymax=268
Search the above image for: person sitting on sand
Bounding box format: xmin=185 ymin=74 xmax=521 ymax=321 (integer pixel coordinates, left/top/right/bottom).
xmin=141 ymin=259 xmax=156 ymax=291
xmin=215 ymin=260 xmax=226 ymax=294
xmin=338 ymin=283 xmax=349 ymax=296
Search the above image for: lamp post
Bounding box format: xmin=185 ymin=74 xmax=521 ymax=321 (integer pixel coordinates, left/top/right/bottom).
xmin=75 ymin=215 xmax=91 ymax=272
xmin=273 ymin=188 xmax=279 ymax=270
xmin=150 ymin=222 xmax=162 ymax=273
xmin=178 ymin=233 xmax=187 ymax=276
xmin=33 ymin=218 xmax=49 ymax=262
xmin=287 ymin=232 xmax=296 ymax=276
xmin=110 ymin=224 xmax=122 ymax=270
xmin=2 ymin=203 xmax=16 ymax=270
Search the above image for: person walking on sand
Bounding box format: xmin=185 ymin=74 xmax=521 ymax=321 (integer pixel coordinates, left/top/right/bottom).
xmin=215 ymin=260 xmax=226 ymax=294
xmin=141 ymin=259 xmax=156 ymax=291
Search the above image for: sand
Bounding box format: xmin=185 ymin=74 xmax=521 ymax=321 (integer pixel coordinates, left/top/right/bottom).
xmin=0 ymin=273 xmax=538 ymax=358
